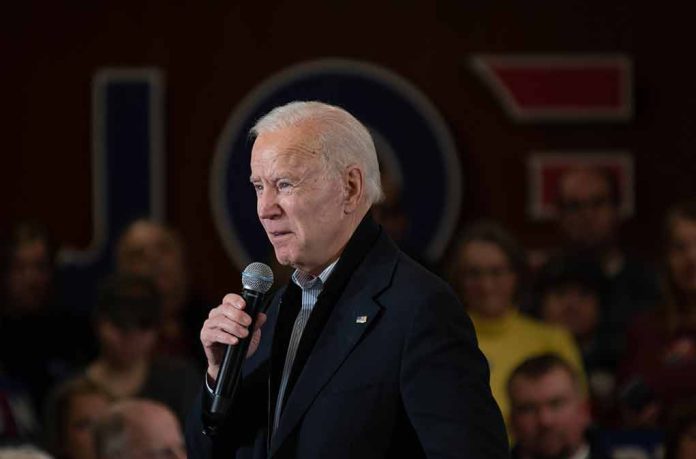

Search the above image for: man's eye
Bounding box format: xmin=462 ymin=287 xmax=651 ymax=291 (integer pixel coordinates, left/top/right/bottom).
xmin=253 ymin=183 xmax=263 ymax=193
xmin=277 ymin=181 xmax=293 ymax=190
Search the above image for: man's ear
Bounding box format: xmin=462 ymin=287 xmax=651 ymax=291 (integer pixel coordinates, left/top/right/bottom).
xmin=343 ymin=165 xmax=364 ymax=214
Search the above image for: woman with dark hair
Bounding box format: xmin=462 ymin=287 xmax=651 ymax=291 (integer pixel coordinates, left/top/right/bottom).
xmin=619 ymin=200 xmax=696 ymax=425
xmin=449 ymin=220 xmax=584 ymax=427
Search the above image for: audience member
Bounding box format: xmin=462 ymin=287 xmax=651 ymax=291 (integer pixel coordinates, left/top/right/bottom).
xmin=665 ymin=401 xmax=696 ymax=459
xmin=0 ymin=446 xmax=53 ymax=459
xmin=92 ymin=399 xmax=186 ymax=459
xmin=534 ymin=255 xmax=619 ymax=422
xmin=450 ymin=220 xmax=585 ymax=425
xmin=619 ymin=200 xmax=696 ymax=425
xmin=44 ymin=377 xmax=112 ymax=459
xmin=507 ymin=353 xmax=601 ymax=459
xmin=555 ymin=166 xmax=661 ymax=361
xmin=0 ymin=222 xmax=92 ymax=422
xmin=115 ymin=220 xmax=209 ymax=367
xmin=83 ymin=274 xmax=200 ymax=424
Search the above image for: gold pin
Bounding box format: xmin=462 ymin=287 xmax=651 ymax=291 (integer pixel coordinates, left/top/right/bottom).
xmin=356 ymin=315 xmax=368 ymax=324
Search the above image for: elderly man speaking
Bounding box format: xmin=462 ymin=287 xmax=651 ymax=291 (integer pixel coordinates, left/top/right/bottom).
xmin=186 ymin=101 xmax=508 ymax=458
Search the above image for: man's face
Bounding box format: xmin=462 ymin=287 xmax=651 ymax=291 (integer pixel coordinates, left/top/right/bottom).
xmin=64 ymin=393 xmax=111 ymax=459
xmin=7 ymin=240 xmax=52 ymax=312
xmin=668 ymin=216 xmax=696 ymax=295
xmin=510 ymin=368 xmax=589 ymax=459
xmin=250 ymin=124 xmax=352 ymax=275
xmin=458 ymin=241 xmax=517 ymax=318
xmin=541 ymin=284 xmax=599 ymax=339
xmin=557 ymin=169 xmax=618 ymax=250
xmin=118 ymin=223 xmax=186 ymax=308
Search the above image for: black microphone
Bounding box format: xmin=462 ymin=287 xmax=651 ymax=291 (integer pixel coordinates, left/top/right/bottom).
xmin=208 ymin=262 xmax=274 ymax=424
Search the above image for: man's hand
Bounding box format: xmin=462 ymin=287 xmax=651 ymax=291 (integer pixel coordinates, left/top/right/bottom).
xmin=201 ymin=293 xmax=268 ymax=383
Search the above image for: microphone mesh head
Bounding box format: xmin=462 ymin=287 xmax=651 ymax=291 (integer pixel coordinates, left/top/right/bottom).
xmin=242 ymin=262 xmax=274 ymax=293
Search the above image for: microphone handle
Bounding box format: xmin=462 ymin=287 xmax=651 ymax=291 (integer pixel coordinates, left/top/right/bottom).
xmin=209 ymin=288 xmax=265 ymax=418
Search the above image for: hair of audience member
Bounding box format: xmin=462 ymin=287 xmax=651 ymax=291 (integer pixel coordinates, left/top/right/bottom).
xmin=531 ymin=254 xmax=606 ymax=318
xmin=250 ymin=101 xmax=384 ymax=206
xmin=0 ymin=446 xmax=54 ymax=459
xmin=660 ymin=199 xmax=696 ymax=332
xmin=664 ymin=399 xmax=696 ymax=459
xmin=449 ymin=219 xmax=530 ymax=303
xmin=93 ymin=274 xmax=162 ymax=331
xmin=43 ymin=376 xmax=113 ymax=458
xmin=556 ymin=165 xmax=621 ymax=209
xmin=506 ymin=353 xmax=582 ymax=399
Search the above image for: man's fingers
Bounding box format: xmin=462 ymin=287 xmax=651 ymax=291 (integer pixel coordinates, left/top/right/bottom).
xmin=222 ymin=293 xmax=246 ymax=309
xmin=203 ymin=318 xmax=250 ymax=340
xmin=208 ymin=304 xmax=252 ymax=327
xmin=203 ymin=330 xmax=239 ymax=346
xmin=253 ymin=312 xmax=268 ymax=332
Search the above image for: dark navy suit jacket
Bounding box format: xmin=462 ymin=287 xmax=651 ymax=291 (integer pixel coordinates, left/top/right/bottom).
xmin=186 ymin=221 xmax=509 ymax=458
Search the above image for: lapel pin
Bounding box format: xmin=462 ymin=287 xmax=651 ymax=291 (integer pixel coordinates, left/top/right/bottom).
xmin=356 ymin=315 xmax=368 ymax=324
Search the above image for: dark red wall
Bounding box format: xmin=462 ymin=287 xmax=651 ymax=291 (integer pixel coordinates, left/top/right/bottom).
xmin=3 ymin=2 xmax=694 ymax=301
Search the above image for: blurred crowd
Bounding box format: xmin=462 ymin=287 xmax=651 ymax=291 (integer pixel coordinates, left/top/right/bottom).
xmin=1 ymin=164 xmax=695 ymax=459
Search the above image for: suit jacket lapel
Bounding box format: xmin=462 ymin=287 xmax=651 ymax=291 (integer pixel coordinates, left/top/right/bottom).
xmin=269 ymin=235 xmax=398 ymax=457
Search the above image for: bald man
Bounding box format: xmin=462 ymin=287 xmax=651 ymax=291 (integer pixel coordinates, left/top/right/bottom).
xmin=93 ymin=399 xmax=186 ymax=459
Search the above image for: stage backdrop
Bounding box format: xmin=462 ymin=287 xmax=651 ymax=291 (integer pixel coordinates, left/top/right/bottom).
xmin=3 ymin=2 xmax=694 ymax=304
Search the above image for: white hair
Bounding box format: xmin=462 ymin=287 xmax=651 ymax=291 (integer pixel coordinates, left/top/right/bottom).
xmin=251 ymin=101 xmax=384 ymax=205
xmin=0 ymin=446 xmax=53 ymax=459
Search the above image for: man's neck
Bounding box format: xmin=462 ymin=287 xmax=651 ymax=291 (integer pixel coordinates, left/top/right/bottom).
xmin=519 ymin=442 xmax=589 ymax=459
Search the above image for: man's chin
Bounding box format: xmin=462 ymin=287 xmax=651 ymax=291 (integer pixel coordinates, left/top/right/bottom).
xmin=528 ymin=450 xmax=570 ymax=459
xmin=532 ymin=441 xmax=571 ymax=459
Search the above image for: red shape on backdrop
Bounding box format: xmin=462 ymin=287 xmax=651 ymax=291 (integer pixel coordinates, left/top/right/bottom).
xmin=472 ymin=55 xmax=632 ymax=121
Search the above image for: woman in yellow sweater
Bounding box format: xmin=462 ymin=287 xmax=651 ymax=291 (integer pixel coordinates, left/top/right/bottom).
xmin=450 ymin=220 xmax=585 ymax=427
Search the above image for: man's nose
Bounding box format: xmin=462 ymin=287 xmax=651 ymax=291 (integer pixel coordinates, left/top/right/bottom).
xmin=257 ymin=188 xmax=280 ymax=219
xmin=537 ymin=406 xmax=556 ymax=427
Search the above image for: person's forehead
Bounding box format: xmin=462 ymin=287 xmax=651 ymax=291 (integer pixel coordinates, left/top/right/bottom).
xmin=460 ymin=240 xmax=509 ymax=265
xmin=511 ymin=368 xmax=577 ymax=399
xmin=122 ymin=225 xmax=179 ymax=255
xmin=251 ymin=130 xmax=324 ymax=174
xmin=559 ymin=169 xmax=611 ymax=198
xmin=128 ymin=409 xmax=181 ymax=440
xmin=14 ymin=240 xmax=48 ymax=260
xmin=671 ymin=216 xmax=696 ymax=237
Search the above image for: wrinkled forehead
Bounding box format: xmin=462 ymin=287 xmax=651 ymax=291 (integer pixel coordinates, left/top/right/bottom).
xmin=250 ymin=126 xmax=327 ymax=176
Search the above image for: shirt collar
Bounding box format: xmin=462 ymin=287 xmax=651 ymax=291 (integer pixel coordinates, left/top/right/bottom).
xmin=291 ymin=258 xmax=339 ymax=290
